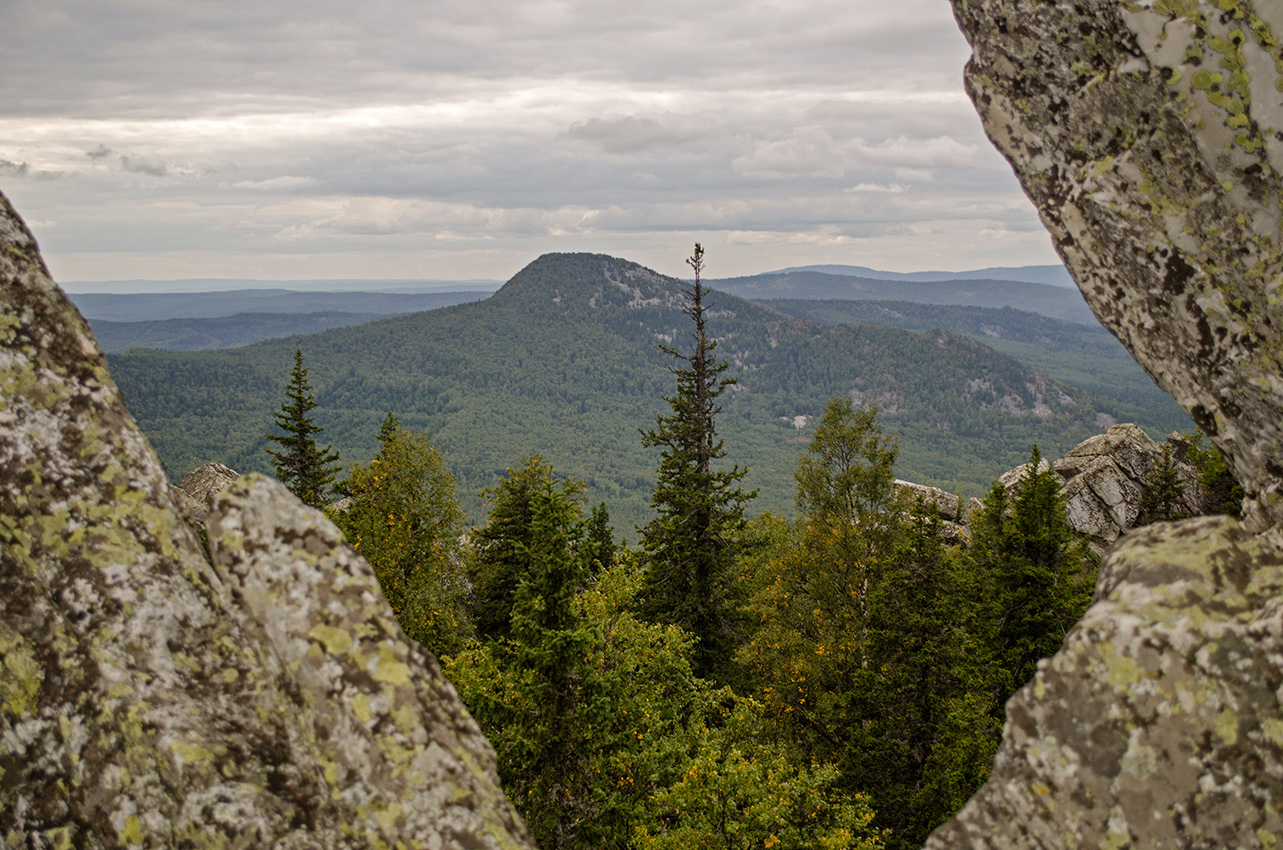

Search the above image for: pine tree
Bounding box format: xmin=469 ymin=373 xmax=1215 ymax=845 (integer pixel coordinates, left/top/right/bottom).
xmin=1138 ymin=444 xmax=1188 ymax=524
xmin=471 ymin=456 xmax=584 ymax=641
xmin=639 ymin=243 xmax=754 ymax=681
xmin=968 ymin=446 xmax=1098 ymax=700
xmin=265 ymin=349 xmax=340 ymax=508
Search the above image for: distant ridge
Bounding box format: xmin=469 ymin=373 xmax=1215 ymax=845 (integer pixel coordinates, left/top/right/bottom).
xmin=773 ymin=263 xmax=1076 ymax=288
xmin=110 ymin=251 xmax=1146 ymax=528
xmin=61 ymin=278 xmax=505 ymax=295
xmin=71 ymin=289 xmax=489 ymax=322
xmin=709 ymin=270 xmax=1095 ymax=324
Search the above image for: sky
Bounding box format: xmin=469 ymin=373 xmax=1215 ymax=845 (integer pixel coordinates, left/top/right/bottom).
xmin=0 ymin=0 xmax=1064 ymax=285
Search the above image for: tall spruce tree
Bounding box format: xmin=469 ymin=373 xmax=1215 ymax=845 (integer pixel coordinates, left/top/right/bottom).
xmin=639 ymin=243 xmax=753 ymax=681
xmin=265 ymin=348 xmax=340 ymax=508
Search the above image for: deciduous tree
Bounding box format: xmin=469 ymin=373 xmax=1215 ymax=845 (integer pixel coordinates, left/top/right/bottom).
xmin=330 ymin=414 xmax=467 ymax=655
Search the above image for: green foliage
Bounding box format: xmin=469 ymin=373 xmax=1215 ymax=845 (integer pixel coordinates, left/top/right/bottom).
xmin=585 ymin=502 xmax=616 ymax=574
xmin=1138 ymin=444 xmax=1189 ymax=524
xmin=640 ymin=244 xmax=755 ymax=682
xmin=470 ymin=456 xmax=585 ymax=642
xmin=328 ymin=416 xmax=468 ymax=655
xmin=740 ymin=401 xmax=999 ymax=849
xmin=1179 ymin=430 xmax=1245 ymax=518
xmin=107 ymin=252 xmax=1145 ymax=530
xmin=795 ymin=397 xmax=897 ymax=521
xmin=636 ymin=696 xmax=884 ymax=850
xmin=966 ymin=448 xmax=1098 ymax=699
xmin=446 ymin=550 xmax=703 ymax=850
xmin=265 ymin=348 xmax=340 ymax=508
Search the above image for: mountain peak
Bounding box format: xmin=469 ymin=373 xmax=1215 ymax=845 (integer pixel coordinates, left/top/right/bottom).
xmin=490 ymin=252 xmax=688 ymax=314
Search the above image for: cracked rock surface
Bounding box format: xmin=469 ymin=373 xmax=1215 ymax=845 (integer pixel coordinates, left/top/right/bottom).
xmin=933 ymin=1 xmax=1283 ymax=846
xmin=0 ymin=190 xmax=531 ymax=848
xmin=950 ymin=0 xmax=1283 ymax=532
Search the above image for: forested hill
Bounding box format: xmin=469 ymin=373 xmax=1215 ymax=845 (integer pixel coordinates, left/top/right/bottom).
xmin=110 ymin=252 xmax=1137 ymax=528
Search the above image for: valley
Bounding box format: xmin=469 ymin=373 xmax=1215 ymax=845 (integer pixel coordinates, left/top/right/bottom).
xmin=106 ymin=252 xmax=1170 ymax=530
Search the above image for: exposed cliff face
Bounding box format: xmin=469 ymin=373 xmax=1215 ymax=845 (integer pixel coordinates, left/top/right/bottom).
xmin=933 ymin=1 xmax=1283 ymax=847
xmin=0 ymin=192 xmax=530 ymax=847
xmin=949 ymin=0 xmax=1283 ymax=533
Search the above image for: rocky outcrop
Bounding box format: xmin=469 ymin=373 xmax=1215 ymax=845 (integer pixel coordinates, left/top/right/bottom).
xmin=893 ymin=479 xmax=961 ymax=521
xmin=1055 ymin=424 xmax=1202 ymax=550
xmin=929 ymin=1 xmax=1283 ymax=847
xmin=928 ymin=516 xmax=1283 ymax=849
xmin=948 ymin=0 xmax=1283 ymax=533
xmin=174 ymin=461 xmax=240 ymax=524
xmin=0 ymin=191 xmax=531 ymax=847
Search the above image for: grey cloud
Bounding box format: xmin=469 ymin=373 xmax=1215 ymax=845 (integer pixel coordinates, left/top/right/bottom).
xmin=0 ymin=0 xmax=1064 ymax=278
xmin=566 ymin=115 xmax=713 ymax=154
xmin=119 ymin=155 xmax=168 ymax=177
xmin=0 ymin=159 xmax=62 ymax=180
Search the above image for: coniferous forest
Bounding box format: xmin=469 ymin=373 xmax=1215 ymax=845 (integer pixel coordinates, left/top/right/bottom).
xmin=199 ymin=248 xmax=1156 ymax=850
xmin=107 ymin=252 xmax=1187 ymax=531
xmin=225 ymin=249 xmax=1235 ymax=848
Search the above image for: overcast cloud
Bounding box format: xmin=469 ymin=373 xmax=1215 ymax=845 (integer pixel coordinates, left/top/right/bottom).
xmin=0 ymin=0 xmax=1060 ymax=283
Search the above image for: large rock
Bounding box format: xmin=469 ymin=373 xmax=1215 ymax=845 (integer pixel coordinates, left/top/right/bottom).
xmin=949 ymin=0 xmax=1283 ymax=532
xmin=0 ymin=191 xmax=532 ymax=847
xmin=1054 ymin=423 xmax=1202 ymax=549
xmin=174 ymin=461 xmax=240 ymax=524
xmin=927 ymin=517 xmax=1283 ymax=849
xmin=932 ymin=0 xmax=1283 ymax=846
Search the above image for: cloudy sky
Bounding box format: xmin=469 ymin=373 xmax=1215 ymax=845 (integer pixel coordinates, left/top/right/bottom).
xmin=0 ymin=0 xmax=1062 ymax=285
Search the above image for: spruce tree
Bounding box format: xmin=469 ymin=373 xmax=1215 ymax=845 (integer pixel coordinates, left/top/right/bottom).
xmin=265 ymin=349 xmax=340 ymax=509
xmin=639 ymin=243 xmax=754 ymax=681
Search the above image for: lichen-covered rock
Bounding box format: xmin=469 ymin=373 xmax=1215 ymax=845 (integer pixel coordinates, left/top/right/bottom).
xmin=0 ymin=190 xmax=532 ymax=847
xmin=1054 ymin=423 xmax=1202 ymax=549
xmin=175 ymin=461 xmax=240 ymax=523
xmin=949 ymin=0 xmax=1283 ymax=532
xmin=925 ymin=516 xmax=1283 ymax=849
xmin=893 ymin=479 xmax=961 ymax=520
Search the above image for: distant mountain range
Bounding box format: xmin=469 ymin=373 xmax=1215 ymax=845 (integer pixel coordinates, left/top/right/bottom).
xmin=709 ymin=271 xmax=1096 ymax=324
xmin=71 ymin=289 xmax=489 ymax=323
xmin=107 ymin=253 xmax=1153 ymax=529
xmin=62 ymin=277 xmax=504 ymax=295
xmin=772 ymin=263 xmax=1076 ymax=288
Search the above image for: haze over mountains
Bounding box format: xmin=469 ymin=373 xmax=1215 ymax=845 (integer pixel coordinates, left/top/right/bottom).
xmin=106 ymin=253 xmax=1167 ymax=529
xmin=775 ymin=263 xmax=1076 ymax=288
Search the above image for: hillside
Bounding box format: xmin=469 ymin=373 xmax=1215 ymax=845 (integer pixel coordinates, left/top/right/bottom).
xmin=109 ymin=253 xmax=1140 ymax=529
xmin=90 ymin=311 xmax=387 ymax=353
xmin=710 ymin=270 xmax=1096 ymax=323
xmin=760 ymin=299 xmax=1192 ymax=434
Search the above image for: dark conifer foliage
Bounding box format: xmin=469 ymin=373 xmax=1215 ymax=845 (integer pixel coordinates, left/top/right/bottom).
xmin=471 ymin=456 xmax=584 ymax=642
xmin=639 ymin=244 xmax=755 ymax=682
xmin=265 ymin=348 xmax=340 ymax=508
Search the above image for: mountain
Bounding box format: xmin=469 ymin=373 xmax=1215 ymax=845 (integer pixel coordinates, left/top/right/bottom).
xmin=107 ymin=253 xmax=1144 ymax=529
xmin=774 ymin=263 xmax=1076 ymax=288
xmin=759 ymin=299 xmax=1191 ymax=434
xmin=709 ymin=271 xmax=1096 ymax=323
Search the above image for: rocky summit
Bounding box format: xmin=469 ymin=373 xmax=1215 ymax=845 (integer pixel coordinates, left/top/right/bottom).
xmin=0 ymin=192 xmax=531 ymax=847
xmin=929 ymin=1 xmax=1283 ymax=847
